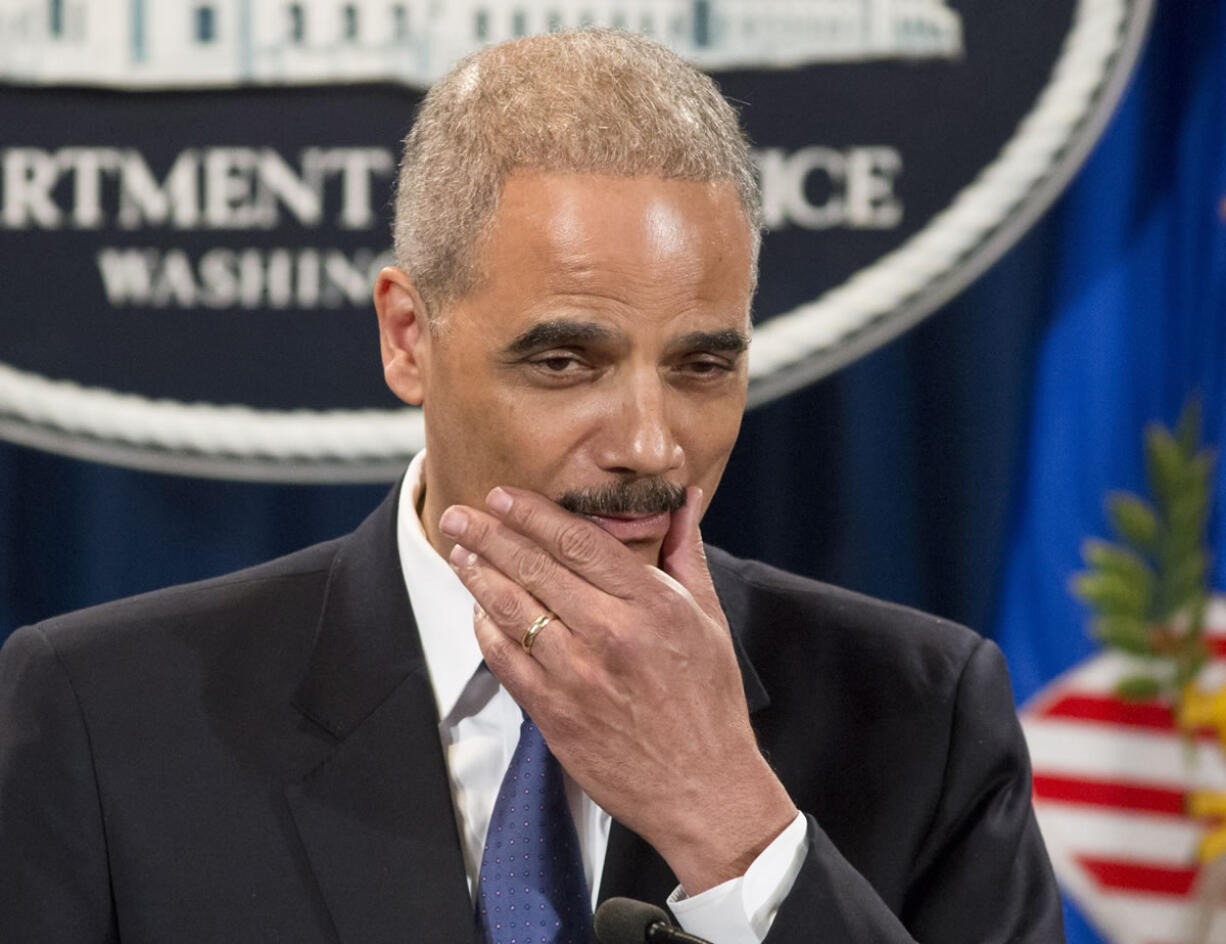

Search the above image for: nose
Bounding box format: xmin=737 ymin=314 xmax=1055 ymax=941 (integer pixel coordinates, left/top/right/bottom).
xmin=597 ymin=368 xmax=684 ymax=478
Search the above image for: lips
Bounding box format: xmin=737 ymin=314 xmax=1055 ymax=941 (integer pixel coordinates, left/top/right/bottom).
xmin=584 ymin=511 xmax=672 ymax=543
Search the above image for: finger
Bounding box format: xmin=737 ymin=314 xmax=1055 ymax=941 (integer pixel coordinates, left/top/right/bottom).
xmin=446 ymin=500 xmax=608 ymax=625
xmin=480 ymin=486 xmax=645 ymax=598
xmin=472 ymin=601 xmax=550 ymax=707
xmin=658 ymin=486 xmax=723 ymax=619
xmin=448 ymin=544 xmax=571 ymax=671
xmin=442 ymin=505 xmax=609 ymax=630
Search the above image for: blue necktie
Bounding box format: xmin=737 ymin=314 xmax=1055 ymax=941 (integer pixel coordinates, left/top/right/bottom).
xmin=476 ymin=713 xmax=592 ymax=944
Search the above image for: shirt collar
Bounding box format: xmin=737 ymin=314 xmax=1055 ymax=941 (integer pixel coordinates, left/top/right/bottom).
xmin=396 ymin=450 xmax=486 ymax=722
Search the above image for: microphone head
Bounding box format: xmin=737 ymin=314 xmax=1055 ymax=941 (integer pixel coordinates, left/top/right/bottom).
xmin=593 ymin=896 xmax=672 ymax=944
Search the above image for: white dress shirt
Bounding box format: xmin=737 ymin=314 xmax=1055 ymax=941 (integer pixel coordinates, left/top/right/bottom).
xmin=396 ymin=452 xmax=807 ymax=944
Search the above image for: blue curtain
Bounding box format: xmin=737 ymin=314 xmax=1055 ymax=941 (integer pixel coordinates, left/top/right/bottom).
xmin=998 ymin=0 xmax=1226 ymax=706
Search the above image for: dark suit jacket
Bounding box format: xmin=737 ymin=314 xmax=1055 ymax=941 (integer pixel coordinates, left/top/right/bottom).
xmin=0 ymin=489 xmax=1062 ymax=943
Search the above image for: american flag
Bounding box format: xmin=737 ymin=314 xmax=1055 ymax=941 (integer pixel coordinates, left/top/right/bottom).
xmin=1021 ymin=596 xmax=1226 ymax=944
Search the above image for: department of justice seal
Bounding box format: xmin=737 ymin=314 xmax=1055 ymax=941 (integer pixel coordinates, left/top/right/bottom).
xmin=0 ymin=0 xmax=1153 ymax=480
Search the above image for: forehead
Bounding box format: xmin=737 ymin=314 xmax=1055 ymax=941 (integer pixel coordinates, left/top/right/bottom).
xmin=455 ymin=172 xmax=754 ymax=335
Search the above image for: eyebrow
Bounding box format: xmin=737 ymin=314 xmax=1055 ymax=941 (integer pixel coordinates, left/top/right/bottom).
xmin=503 ymin=320 xmax=615 ymax=355
xmin=501 ymin=321 xmax=751 ymax=357
xmin=672 ymin=329 xmax=750 ymax=354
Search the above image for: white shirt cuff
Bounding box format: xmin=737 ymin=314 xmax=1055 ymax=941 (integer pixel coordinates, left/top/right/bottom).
xmin=665 ymin=811 xmax=808 ymax=944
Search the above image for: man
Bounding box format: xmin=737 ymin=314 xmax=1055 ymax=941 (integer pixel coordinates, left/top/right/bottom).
xmin=0 ymin=30 xmax=1061 ymax=944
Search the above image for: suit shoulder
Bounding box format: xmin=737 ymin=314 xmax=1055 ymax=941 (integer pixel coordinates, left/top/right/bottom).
xmin=706 ymin=545 xmax=982 ymax=686
xmin=14 ymin=538 xmax=342 ymax=659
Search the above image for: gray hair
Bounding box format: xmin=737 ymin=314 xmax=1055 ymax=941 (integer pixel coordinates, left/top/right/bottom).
xmin=392 ymin=28 xmax=761 ymax=319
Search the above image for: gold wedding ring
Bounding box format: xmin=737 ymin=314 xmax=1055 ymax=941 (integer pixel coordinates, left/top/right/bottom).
xmin=521 ymin=611 xmax=555 ymax=655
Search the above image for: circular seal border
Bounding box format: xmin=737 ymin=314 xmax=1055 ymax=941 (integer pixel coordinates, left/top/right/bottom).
xmin=0 ymin=0 xmax=1153 ymax=482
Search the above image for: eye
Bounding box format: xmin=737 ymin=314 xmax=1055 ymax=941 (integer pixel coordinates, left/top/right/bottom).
xmin=536 ymin=354 xmax=582 ymax=372
xmin=524 ymin=350 xmax=595 ymax=384
xmin=678 ymin=355 xmax=736 ymax=378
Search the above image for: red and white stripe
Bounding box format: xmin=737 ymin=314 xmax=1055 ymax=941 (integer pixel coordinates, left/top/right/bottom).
xmin=1020 ymin=597 xmax=1226 ymax=944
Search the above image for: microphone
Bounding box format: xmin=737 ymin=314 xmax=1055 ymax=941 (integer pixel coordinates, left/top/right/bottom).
xmin=592 ymin=897 xmax=714 ymax=944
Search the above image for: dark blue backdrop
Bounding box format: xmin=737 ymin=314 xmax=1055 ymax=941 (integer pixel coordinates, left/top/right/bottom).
xmin=2 ymin=5 xmax=1221 ymax=942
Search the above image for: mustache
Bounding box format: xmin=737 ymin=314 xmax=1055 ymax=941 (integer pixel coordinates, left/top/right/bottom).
xmin=557 ymin=479 xmax=687 ymax=517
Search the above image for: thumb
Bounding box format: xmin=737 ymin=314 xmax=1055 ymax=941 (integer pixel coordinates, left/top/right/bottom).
xmin=659 ymin=487 xmax=720 ymax=614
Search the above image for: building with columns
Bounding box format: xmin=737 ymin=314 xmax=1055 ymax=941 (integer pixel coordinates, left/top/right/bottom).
xmin=0 ymin=0 xmax=962 ymax=87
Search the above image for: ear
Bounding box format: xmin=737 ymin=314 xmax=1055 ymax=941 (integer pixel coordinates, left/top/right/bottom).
xmin=374 ymin=266 xmax=430 ymax=406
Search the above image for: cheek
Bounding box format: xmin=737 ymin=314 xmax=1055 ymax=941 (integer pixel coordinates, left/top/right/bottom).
xmin=462 ymin=387 xmax=600 ymax=485
xmin=683 ymin=404 xmax=744 ymax=481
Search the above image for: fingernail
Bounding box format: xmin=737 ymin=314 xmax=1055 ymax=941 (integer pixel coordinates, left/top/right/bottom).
xmin=486 ymin=487 xmax=512 ymax=514
xmin=439 ymin=507 xmax=467 ymax=538
xmin=449 ymin=545 xmax=479 ymax=570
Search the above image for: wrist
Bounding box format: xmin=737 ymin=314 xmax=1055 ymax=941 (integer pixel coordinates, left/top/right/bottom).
xmin=653 ymin=761 xmax=798 ymax=895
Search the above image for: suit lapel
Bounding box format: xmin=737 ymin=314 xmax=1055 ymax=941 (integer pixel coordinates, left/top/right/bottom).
xmin=708 ymin=546 xmax=771 ymax=716
xmin=599 ymin=549 xmax=772 ymax=910
xmin=286 ymin=488 xmax=476 ymax=944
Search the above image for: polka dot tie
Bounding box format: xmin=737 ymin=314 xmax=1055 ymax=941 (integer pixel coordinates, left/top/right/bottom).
xmin=475 ymin=712 xmax=592 ymax=944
